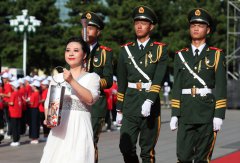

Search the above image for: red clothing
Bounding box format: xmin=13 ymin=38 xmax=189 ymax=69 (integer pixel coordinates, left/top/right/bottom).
xmin=3 ymin=82 xmax=12 ymax=103
xmin=25 ymin=84 xmax=32 ymax=98
xmin=19 ymin=86 xmax=27 ymax=111
xmin=0 ymin=87 xmax=3 ymax=110
xmin=104 ymin=82 xmax=118 ymax=110
xmin=8 ymin=91 xmax=22 ymax=118
xmin=112 ymin=82 xmax=118 ymax=104
xmin=104 ymin=88 xmax=113 ymax=110
xmin=39 ymin=88 xmax=48 ymax=112
xmin=29 ymin=91 xmax=40 ymax=108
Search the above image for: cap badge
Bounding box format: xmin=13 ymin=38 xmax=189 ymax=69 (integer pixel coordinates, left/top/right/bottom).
xmin=94 ymin=57 xmax=98 ymax=62
xmin=195 ymin=9 xmax=201 ymax=16
xmin=86 ymin=13 xmax=92 ymax=19
xmin=139 ymin=7 xmax=144 ymax=14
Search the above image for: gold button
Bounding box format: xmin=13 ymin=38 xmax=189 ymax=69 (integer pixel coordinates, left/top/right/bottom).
xmin=194 ymin=67 xmax=197 ymax=70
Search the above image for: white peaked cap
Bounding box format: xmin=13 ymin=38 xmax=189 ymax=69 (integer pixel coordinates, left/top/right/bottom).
xmin=18 ymin=78 xmax=25 ymax=84
xmin=10 ymin=76 xmax=17 ymax=81
xmin=24 ymin=76 xmax=31 ymax=82
xmin=41 ymin=79 xmax=49 ymax=85
xmin=31 ymin=80 xmax=40 ymax=87
xmin=2 ymin=72 xmax=11 ymax=79
xmin=47 ymin=76 xmax=52 ymax=81
xmin=10 ymin=80 xmax=20 ymax=88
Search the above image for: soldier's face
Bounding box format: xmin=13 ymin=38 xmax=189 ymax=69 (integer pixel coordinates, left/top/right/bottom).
xmin=134 ymin=20 xmax=154 ymax=39
xmin=189 ymin=23 xmax=210 ymax=40
xmin=82 ymin=25 xmax=100 ymax=44
xmin=65 ymin=42 xmax=86 ymax=68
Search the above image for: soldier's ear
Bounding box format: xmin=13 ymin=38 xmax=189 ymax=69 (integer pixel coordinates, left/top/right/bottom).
xmin=97 ymin=29 xmax=101 ymax=37
xmin=150 ymin=24 xmax=155 ymax=31
xmin=207 ymin=26 xmax=210 ymax=34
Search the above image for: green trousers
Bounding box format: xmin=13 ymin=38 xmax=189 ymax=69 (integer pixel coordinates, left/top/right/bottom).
xmin=119 ymin=115 xmax=161 ymax=163
xmin=177 ymin=122 xmax=217 ymax=163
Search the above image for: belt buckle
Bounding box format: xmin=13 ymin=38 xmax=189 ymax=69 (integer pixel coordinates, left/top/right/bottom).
xmin=136 ymin=82 xmax=142 ymax=91
xmin=191 ymin=86 xmax=196 ymax=97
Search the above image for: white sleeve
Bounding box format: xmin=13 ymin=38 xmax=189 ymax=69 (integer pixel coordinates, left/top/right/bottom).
xmin=83 ymin=73 xmax=100 ymax=104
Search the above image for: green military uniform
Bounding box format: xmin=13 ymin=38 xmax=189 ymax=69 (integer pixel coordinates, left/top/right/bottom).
xmin=116 ymin=6 xmax=168 ymax=163
xmin=81 ymin=12 xmax=113 ymax=163
xmin=171 ymin=8 xmax=227 ymax=162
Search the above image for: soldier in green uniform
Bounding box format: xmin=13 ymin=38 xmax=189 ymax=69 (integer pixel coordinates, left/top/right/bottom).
xmin=81 ymin=12 xmax=113 ymax=163
xmin=116 ymin=5 xmax=168 ymax=163
xmin=170 ymin=8 xmax=227 ymax=163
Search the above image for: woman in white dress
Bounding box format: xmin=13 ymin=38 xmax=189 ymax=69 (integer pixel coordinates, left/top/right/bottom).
xmin=40 ymin=37 xmax=100 ymax=163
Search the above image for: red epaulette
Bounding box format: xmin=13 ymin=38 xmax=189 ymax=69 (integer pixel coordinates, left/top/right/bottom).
xmin=176 ymin=48 xmax=189 ymax=54
xmin=100 ymin=45 xmax=112 ymax=52
xmin=121 ymin=42 xmax=134 ymax=47
xmin=153 ymin=41 xmax=166 ymax=46
xmin=209 ymin=46 xmax=223 ymax=52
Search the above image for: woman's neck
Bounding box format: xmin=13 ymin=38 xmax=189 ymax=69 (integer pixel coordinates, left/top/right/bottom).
xmin=70 ymin=66 xmax=85 ymax=79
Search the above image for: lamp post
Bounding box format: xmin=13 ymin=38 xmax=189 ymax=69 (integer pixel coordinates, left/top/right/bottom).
xmin=9 ymin=9 xmax=41 ymax=76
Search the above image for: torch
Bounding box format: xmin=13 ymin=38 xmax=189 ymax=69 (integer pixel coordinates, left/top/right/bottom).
xmin=81 ymin=18 xmax=89 ymax=42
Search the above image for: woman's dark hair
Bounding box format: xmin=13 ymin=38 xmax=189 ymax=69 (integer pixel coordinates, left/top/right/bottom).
xmin=65 ymin=37 xmax=90 ymax=57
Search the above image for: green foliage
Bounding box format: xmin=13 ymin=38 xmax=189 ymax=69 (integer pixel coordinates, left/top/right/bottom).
xmin=1 ymin=0 xmax=227 ymax=75
xmin=1 ymin=0 xmax=65 ymax=75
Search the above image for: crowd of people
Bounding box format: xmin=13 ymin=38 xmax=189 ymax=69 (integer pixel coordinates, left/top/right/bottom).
xmin=0 ymin=72 xmax=51 ymax=146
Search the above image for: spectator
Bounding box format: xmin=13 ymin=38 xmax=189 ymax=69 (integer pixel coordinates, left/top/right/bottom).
xmin=8 ymin=80 xmax=22 ymax=147
xmin=39 ymin=79 xmax=50 ymax=141
xmin=27 ymin=80 xmax=41 ymax=144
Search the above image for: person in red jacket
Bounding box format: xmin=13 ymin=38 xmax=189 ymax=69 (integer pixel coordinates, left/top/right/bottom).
xmin=8 ymin=80 xmax=22 ymax=147
xmin=111 ymin=76 xmax=118 ymax=125
xmin=0 ymin=72 xmax=13 ymax=139
xmin=39 ymin=79 xmax=50 ymax=140
xmin=24 ymin=76 xmax=32 ymax=127
xmin=0 ymin=78 xmax=4 ymax=140
xmin=18 ymin=78 xmax=27 ymax=135
xmin=104 ymin=76 xmax=118 ymax=131
xmin=27 ymin=80 xmax=41 ymax=144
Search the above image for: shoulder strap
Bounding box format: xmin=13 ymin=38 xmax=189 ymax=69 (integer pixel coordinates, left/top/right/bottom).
xmin=178 ymin=52 xmax=207 ymax=87
xmin=124 ymin=46 xmax=151 ymax=83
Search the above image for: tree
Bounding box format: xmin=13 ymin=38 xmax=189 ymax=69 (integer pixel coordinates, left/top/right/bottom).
xmin=2 ymin=0 xmax=65 ymax=75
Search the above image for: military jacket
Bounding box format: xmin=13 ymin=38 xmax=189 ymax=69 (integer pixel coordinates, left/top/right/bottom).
xmin=116 ymin=39 xmax=168 ymax=117
xmin=87 ymin=43 xmax=113 ymax=117
xmin=171 ymin=44 xmax=227 ymax=124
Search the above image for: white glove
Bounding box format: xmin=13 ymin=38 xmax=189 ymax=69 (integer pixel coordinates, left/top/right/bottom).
xmin=213 ymin=117 xmax=223 ymax=131
xmin=116 ymin=112 xmax=123 ymax=126
xmin=170 ymin=116 xmax=178 ymax=131
xmin=141 ymin=99 xmax=153 ymax=117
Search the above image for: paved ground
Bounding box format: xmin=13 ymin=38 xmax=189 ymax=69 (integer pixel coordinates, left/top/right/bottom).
xmin=0 ymin=108 xmax=239 ymax=163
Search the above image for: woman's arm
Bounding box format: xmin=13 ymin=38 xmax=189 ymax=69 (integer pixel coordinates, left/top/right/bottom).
xmin=63 ymin=69 xmax=94 ymax=105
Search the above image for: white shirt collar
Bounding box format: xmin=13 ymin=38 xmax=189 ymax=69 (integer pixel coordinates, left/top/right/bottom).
xmin=90 ymin=42 xmax=98 ymax=52
xmin=191 ymin=43 xmax=206 ymax=56
xmin=137 ymin=38 xmax=150 ymax=50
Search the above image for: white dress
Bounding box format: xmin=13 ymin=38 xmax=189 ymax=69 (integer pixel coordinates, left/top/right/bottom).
xmin=40 ymin=72 xmax=100 ymax=163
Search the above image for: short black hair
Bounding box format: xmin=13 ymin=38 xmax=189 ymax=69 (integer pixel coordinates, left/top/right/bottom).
xmin=65 ymin=37 xmax=90 ymax=57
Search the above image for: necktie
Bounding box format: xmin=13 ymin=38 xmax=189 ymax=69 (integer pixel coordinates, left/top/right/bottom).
xmin=140 ymin=44 xmax=144 ymax=51
xmin=195 ymin=49 xmax=199 ymax=57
